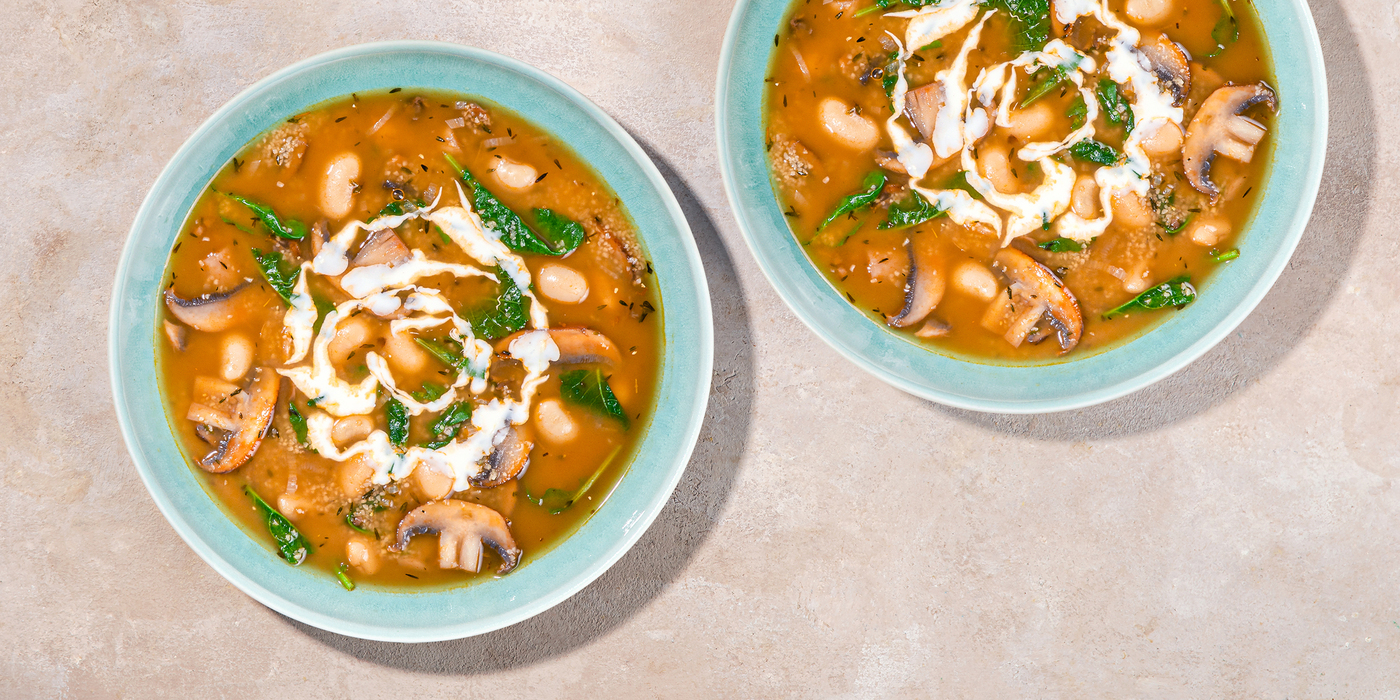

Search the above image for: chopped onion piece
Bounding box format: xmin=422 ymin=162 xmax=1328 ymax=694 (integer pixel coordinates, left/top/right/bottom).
xmin=481 ymin=136 xmax=516 ymax=150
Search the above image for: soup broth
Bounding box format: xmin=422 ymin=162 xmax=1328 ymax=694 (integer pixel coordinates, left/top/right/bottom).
xmin=767 ymin=0 xmax=1276 ymax=359
xmin=158 ymin=90 xmax=661 ymax=588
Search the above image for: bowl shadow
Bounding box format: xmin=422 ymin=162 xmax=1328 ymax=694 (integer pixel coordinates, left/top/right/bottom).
xmin=282 ymin=139 xmax=756 ymax=670
xmin=933 ymin=0 xmax=1373 ymax=439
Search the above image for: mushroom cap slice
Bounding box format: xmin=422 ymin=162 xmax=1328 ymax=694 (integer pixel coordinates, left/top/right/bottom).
xmin=164 ymin=282 xmax=263 ymax=333
xmin=903 ymin=82 xmax=945 ymax=143
xmin=393 ymin=499 xmax=522 ymax=574
xmin=1183 ymin=83 xmax=1277 ymax=199
xmin=494 ymin=327 xmax=623 ymax=368
xmin=889 ymin=237 xmax=945 ymax=329
xmin=475 ymin=426 xmax=531 ymax=488
xmin=992 ymin=248 xmax=1083 ymax=353
xmin=198 ymin=366 xmax=280 ymax=473
xmin=1139 ymin=34 xmax=1191 ymax=108
xmin=351 ymin=228 xmax=412 ymax=268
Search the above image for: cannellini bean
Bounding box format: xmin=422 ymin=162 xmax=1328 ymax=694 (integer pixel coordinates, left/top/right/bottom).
xmin=337 ymin=455 xmax=375 ymax=497
xmin=1003 ymin=102 xmax=1055 ymax=141
xmin=536 ymin=263 xmax=589 ymax=304
xmin=493 ymin=158 xmax=538 ymax=190
xmin=277 ymin=494 xmax=311 ymax=521
xmin=415 ymin=464 xmax=454 ymax=501
xmin=1126 ymin=0 xmax=1174 ymax=25
xmin=818 ymin=97 xmax=880 ymax=151
xmin=1123 ymin=264 xmax=1153 ymax=293
xmin=346 ymin=536 xmax=381 ymax=574
xmin=321 ymin=152 xmax=360 ymax=219
xmin=980 ymin=145 xmax=1016 ymax=193
xmin=952 ymin=261 xmax=998 ymax=301
xmin=327 ymin=315 xmax=373 ymax=367
xmin=383 ymin=329 xmax=429 ymax=375
xmin=1140 ymin=122 xmax=1184 ymax=159
xmin=534 ymin=398 xmax=579 ymax=444
xmin=220 ymin=333 xmax=254 ymax=382
xmin=1187 ymin=216 xmax=1231 ymax=247
xmin=1070 ymin=175 xmax=1099 ymax=218
xmin=332 ymin=415 xmax=375 ymax=446
xmin=1111 ymin=192 xmax=1155 ymax=228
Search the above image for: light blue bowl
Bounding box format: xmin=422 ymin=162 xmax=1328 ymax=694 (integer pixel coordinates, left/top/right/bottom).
xmin=110 ymin=42 xmax=713 ymax=642
xmin=717 ymin=0 xmax=1326 ymax=413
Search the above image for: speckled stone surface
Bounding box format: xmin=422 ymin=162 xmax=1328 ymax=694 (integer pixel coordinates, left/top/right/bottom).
xmin=2 ymin=0 xmax=1397 ymax=696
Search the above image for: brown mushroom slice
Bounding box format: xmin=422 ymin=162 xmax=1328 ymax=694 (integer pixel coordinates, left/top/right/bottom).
xmin=1139 ymin=34 xmax=1191 ymax=107
xmin=164 ymin=282 xmax=261 ymax=333
xmin=164 ymin=320 xmax=188 ymax=351
xmin=903 ymin=82 xmax=945 ymax=142
xmin=475 ymin=426 xmax=531 ymax=488
xmin=889 ymin=238 xmax=945 ymax=328
xmin=1183 ymin=83 xmax=1277 ymax=199
xmin=495 ymin=327 xmax=623 ymax=367
xmin=992 ymin=248 xmax=1083 ymax=353
xmin=392 ymin=499 xmax=522 ymax=574
xmin=307 ymin=218 xmax=330 ymax=258
xmin=874 ymin=150 xmax=908 ymax=176
xmin=351 ymin=228 xmax=412 ymax=268
xmin=198 ymin=366 xmax=280 ymax=474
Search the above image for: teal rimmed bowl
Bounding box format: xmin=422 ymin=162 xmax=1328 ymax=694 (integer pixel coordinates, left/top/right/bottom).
xmin=110 ymin=42 xmax=713 ymax=642
xmin=717 ymin=0 xmax=1326 ymax=413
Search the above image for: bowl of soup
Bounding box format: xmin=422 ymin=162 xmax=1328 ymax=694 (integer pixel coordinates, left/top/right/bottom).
xmin=717 ymin=0 xmax=1326 ymax=411
xmin=110 ymin=42 xmax=713 ymax=641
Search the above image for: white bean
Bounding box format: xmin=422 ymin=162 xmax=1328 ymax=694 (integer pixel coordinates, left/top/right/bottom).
xmin=534 ymin=398 xmax=579 ymax=444
xmin=952 ymin=261 xmax=998 ymax=301
xmin=1126 ymin=0 xmax=1175 ymax=25
xmin=493 ymin=158 xmax=538 ymax=191
xmin=1111 ymin=192 xmax=1155 ymax=228
xmin=1070 ymin=175 xmax=1099 ymax=218
xmin=1140 ymin=122 xmax=1184 ymax=159
xmin=337 ymin=455 xmax=374 ymax=497
xmin=220 ymin=333 xmax=253 ymax=382
xmin=536 ymin=263 xmax=589 ymax=304
xmin=818 ymin=97 xmax=880 ymax=151
xmin=980 ymin=145 xmax=1016 ymax=193
xmin=1187 ymin=216 xmax=1231 ymax=247
xmin=327 ymin=315 xmax=373 ymax=368
xmin=321 ymin=152 xmax=360 ymax=219
xmin=384 ymin=329 xmax=429 ymax=375
xmin=332 ymin=415 xmax=374 ymax=446
xmin=415 ymin=464 xmax=454 ymax=500
xmin=1004 ymin=102 xmax=1055 ymax=141
xmin=346 ymin=536 xmax=381 ymax=574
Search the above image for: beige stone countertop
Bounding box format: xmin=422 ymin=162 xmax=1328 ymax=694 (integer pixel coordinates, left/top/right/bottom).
xmin=2 ymin=0 xmax=1397 ymax=696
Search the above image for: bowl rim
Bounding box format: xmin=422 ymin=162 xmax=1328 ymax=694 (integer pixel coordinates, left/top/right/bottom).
xmin=715 ymin=0 xmax=1328 ymax=414
xmin=109 ymin=40 xmax=714 ymax=642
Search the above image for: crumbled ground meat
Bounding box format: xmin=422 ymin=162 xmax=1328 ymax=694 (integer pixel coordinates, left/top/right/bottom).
xmin=461 ymin=102 xmax=492 ymax=131
xmin=1148 ymin=170 xmax=1202 ymax=234
xmin=770 ymin=134 xmax=819 ymax=193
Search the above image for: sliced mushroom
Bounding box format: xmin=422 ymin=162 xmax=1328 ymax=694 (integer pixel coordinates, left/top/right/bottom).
xmin=164 ymin=282 xmax=263 ymax=333
xmin=307 ymin=218 xmax=330 ymax=258
xmin=351 ymin=228 xmax=411 ymax=268
xmin=476 ymin=426 xmax=531 ymax=488
xmin=874 ymin=150 xmax=908 ymax=175
xmin=903 ymin=82 xmax=945 ymax=142
xmin=196 ymin=366 xmax=280 ymax=473
xmin=991 ymin=248 xmax=1083 ymax=353
xmin=495 ymin=327 xmax=622 ymax=367
xmin=889 ymin=237 xmax=945 ymax=328
xmin=1139 ymin=34 xmax=1191 ymax=107
xmin=164 ymin=320 xmax=187 ymax=351
xmin=1183 ymin=83 xmax=1277 ymax=199
xmin=392 ymin=499 xmax=522 ymax=574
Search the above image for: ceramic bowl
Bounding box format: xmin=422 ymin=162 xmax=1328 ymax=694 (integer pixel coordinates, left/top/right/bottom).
xmin=110 ymin=42 xmax=713 ymax=642
xmin=716 ymin=0 xmax=1327 ymax=413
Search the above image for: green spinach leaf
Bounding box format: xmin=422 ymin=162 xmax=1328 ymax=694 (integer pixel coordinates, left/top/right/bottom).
xmin=385 ymin=398 xmax=409 ymax=446
xmin=1069 ymin=139 xmax=1121 ymax=166
xmin=410 ymin=381 xmax=447 ymax=403
xmin=1103 ymin=275 xmax=1197 ymax=319
xmin=945 ymin=170 xmax=984 ymax=200
xmin=534 ymin=446 xmax=623 ymax=514
xmin=423 ymin=401 xmax=473 ymax=449
xmin=819 ymin=171 xmax=886 ymax=231
xmin=222 ymin=192 xmax=307 ymax=240
xmin=335 ymin=562 xmax=356 ymax=591
xmin=1095 ymin=79 xmax=1135 ymax=133
xmin=250 ymin=248 xmax=298 ymax=306
xmin=532 ymin=209 xmax=586 ymax=256
xmin=879 ymin=190 xmax=946 ymax=229
xmin=986 ymin=0 xmax=1052 ymax=52
xmin=245 ymin=485 xmax=310 ymax=565
xmin=1039 ymin=237 xmax=1084 ymax=252
xmin=287 ymin=401 xmax=312 ymax=450
xmin=466 ymin=273 xmax=530 ymax=339
xmin=560 ymin=369 xmax=629 ymax=429
xmin=444 ymin=153 xmax=563 ymax=255
xmin=1211 ymin=248 xmax=1240 ymax=263
xmin=1066 ymin=95 xmax=1088 ymax=129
